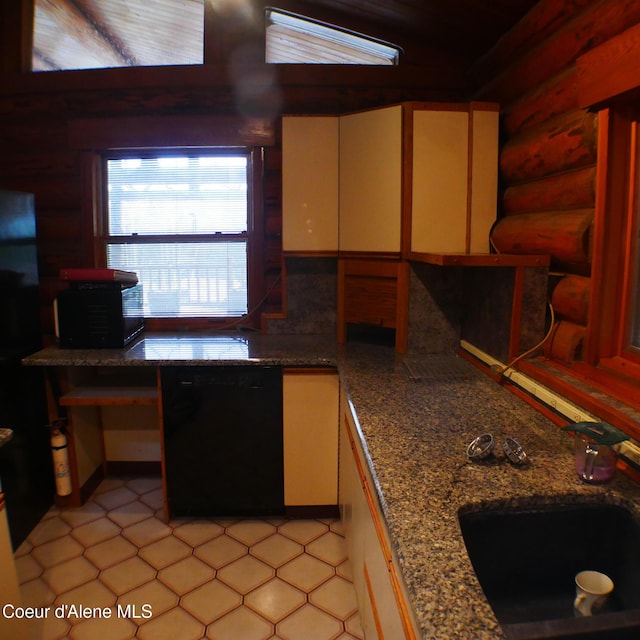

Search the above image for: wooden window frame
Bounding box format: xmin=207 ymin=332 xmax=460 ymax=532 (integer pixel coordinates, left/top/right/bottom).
xmin=520 ymin=105 xmax=640 ymax=440
xmin=84 ymin=146 xmax=266 ymax=332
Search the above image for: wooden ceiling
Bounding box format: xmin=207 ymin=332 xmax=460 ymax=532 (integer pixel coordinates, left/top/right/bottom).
xmin=32 ymin=0 xmax=540 ymax=72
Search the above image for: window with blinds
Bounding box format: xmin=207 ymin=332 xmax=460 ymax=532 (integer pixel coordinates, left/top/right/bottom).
xmin=105 ymin=153 xmax=249 ymax=318
xmin=265 ymin=8 xmax=400 ymax=65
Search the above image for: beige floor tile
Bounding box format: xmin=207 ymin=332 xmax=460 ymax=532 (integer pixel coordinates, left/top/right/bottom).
xmin=93 ymin=477 xmax=126 ymax=494
xmin=251 ymin=534 xmax=303 ymax=568
xmin=42 ymin=556 xmax=99 ymax=595
xmin=54 ymin=578 xmax=116 ymax=609
xmin=15 ymin=537 xmax=33 ymax=558
xmin=206 ymin=605 xmax=273 ymax=640
xmin=125 ymin=476 xmax=162 ymax=496
xmin=15 ymin=553 xmax=43 ymax=584
xmin=106 ymin=500 xmax=154 ymax=528
xmin=26 ymin=615 xmax=70 ymax=640
xmin=157 ymin=556 xmax=214 ymax=595
xmin=336 ymin=559 xmax=353 ymax=582
xmin=99 ymin=556 xmax=156 ymax=595
xmin=70 ymin=516 xmax=121 ymax=547
xmin=173 ymin=520 xmax=224 ymax=547
xmin=245 ymin=578 xmax=306 ymax=623
xmin=278 ymin=520 xmax=329 ymax=545
xmin=93 ymin=486 xmax=138 ymax=511
xmin=217 ymin=555 xmax=274 ymax=594
xmin=306 ymin=532 xmax=347 ymax=566
xmin=136 ymin=607 xmax=204 ymax=640
xmin=181 ymin=579 xmax=241 ymax=624
xmin=138 ymin=535 xmax=192 ymax=569
xmin=58 ymin=502 xmax=106 ymax=528
xmin=194 ymin=534 xmax=247 ymax=569
xmin=278 ymin=554 xmax=334 ymax=592
xmin=116 ymin=580 xmax=178 ymax=622
xmin=32 ymin=535 xmax=84 ymax=569
xmin=310 ymin=576 xmax=358 ymax=620
xmin=84 ymin=535 xmax=138 ymax=570
xmin=19 ymin=577 xmax=56 ymax=608
xmin=345 ymin=612 xmax=364 ymax=639
xmin=68 ymin=615 xmax=136 ymax=640
xmin=276 ymin=603 xmax=342 ymax=640
xmin=226 ymin=520 xmax=276 ymax=545
xmin=139 ymin=488 xmax=164 ymax=511
xmin=121 ymin=516 xmax=171 ymax=547
xmin=27 ymin=518 xmax=71 ymax=546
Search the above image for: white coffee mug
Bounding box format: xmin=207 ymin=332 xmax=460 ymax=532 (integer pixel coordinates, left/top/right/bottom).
xmin=574 ymin=570 xmax=614 ymax=616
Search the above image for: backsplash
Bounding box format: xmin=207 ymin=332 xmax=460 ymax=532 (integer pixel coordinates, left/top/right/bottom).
xmin=264 ymin=257 xmax=548 ymax=363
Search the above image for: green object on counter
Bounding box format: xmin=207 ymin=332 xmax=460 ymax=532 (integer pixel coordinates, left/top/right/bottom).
xmin=562 ymin=421 xmax=629 ymax=446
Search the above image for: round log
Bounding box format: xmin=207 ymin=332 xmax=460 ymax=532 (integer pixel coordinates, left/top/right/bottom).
xmin=503 ymin=167 xmax=596 ymax=215
xmin=545 ymin=320 xmax=586 ymax=362
xmin=500 ymin=110 xmax=598 ymax=183
xmin=551 ymin=274 xmax=590 ymax=324
xmin=491 ymin=209 xmax=593 ymax=264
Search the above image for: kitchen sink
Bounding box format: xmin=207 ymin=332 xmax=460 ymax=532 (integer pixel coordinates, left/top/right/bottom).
xmin=458 ymin=501 xmax=640 ymax=639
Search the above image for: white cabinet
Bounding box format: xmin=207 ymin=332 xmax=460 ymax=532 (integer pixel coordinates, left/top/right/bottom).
xmin=339 ymin=390 xmax=418 ymax=639
xmin=339 ymin=105 xmax=403 ymax=253
xmin=282 ymin=102 xmax=498 ymax=257
xmin=409 ymin=104 xmax=499 ymax=254
xmin=283 ymin=369 xmax=339 ymax=506
xmin=282 ymin=116 xmax=339 ymax=253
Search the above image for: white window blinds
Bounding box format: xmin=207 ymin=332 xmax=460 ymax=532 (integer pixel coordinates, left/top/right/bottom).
xmin=106 ymin=154 xmax=249 ymax=318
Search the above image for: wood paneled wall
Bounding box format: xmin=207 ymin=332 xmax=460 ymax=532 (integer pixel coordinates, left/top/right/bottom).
xmin=0 ymin=54 xmax=465 ymax=342
xmin=473 ymin=0 xmax=640 ymax=363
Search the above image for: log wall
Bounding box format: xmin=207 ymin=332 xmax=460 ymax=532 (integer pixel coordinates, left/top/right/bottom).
xmin=475 ymin=0 xmax=640 ymax=363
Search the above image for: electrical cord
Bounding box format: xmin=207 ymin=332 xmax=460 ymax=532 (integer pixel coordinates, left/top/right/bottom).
xmin=490 ymin=300 xmax=556 ymax=376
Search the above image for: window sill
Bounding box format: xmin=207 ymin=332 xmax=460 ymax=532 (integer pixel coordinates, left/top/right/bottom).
xmin=518 ymin=358 xmax=640 ymax=442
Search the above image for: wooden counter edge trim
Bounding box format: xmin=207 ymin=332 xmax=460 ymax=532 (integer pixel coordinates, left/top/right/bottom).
xmin=344 ymin=412 xmax=418 ymax=640
xmin=407 ymin=252 xmax=551 ymax=267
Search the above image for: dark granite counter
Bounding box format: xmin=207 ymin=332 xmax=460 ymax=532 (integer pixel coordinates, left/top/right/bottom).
xmin=21 ymin=333 xmax=640 ymax=640
xmin=21 ymin=332 xmax=337 ymax=367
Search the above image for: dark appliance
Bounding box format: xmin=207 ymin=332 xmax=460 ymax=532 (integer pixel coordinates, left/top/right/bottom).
xmin=161 ymin=366 xmax=284 ymax=517
xmin=55 ymin=282 xmax=144 ymax=348
xmin=0 ymin=190 xmax=54 ymax=549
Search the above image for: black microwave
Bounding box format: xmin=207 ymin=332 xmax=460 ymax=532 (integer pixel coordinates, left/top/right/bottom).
xmin=55 ymin=283 xmax=144 ymax=348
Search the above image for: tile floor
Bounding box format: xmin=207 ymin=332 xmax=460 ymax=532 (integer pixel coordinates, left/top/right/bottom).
xmin=14 ymin=477 xmax=364 ymax=640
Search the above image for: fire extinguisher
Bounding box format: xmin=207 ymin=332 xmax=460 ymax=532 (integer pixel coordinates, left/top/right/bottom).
xmin=49 ymin=420 xmax=72 ymax=496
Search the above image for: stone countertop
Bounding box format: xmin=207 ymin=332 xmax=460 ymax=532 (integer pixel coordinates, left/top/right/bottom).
xmin=21 ymin=332 xmax=338 ymax=367
xmin=336 ymin=343 xmax=640 ymax=640
xmin=21 ymin=333 xmax=640 ymax=639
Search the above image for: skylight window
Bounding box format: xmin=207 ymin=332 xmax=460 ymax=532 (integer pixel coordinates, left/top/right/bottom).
xmin=265 ymin=8 xmax=400 ymax=65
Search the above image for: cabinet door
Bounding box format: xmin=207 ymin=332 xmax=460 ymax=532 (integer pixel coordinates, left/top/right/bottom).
xmin=283 ymin=371 xmax=339 ymax=506
xmin=282 ymin=116 xmax=339 ymax=252
xmin=339 ymin=392 xmax=417 ymax=639
xmin=339 ymin=106 xmax=402 ymax=252
xmin=469 ymin=107 xmax=499 ymax=253
xmin=410 ymin=109 xmax=470 ymax=253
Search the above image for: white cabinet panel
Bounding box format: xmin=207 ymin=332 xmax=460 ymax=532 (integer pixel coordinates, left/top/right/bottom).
xmin=339 ymin=106 xmax=403 ymax=253
xmin=411 ymin=110 xmax=469 ymax=253
xmin=282 ymin=116 xmax=339 ymax=252
xmin=283 ymin=371 xmax=339 ymax=506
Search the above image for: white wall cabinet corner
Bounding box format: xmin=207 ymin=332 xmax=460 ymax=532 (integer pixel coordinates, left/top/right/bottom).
xmin=282 ymin=116 xmax=340 ymax=253
xmin=408 ymin=103 xmax=499 ymax=255
xmin=339 ymin=388 xmax=419 ymax=639
xmin=339 ymin=105 xmax=403 ymax=253
xmin=283 ymin=369 xmax=339 ymax=507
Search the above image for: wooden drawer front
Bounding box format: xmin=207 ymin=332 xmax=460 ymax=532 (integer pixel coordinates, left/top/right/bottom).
xmin=344 ymin=275 xmax=398 ymax=327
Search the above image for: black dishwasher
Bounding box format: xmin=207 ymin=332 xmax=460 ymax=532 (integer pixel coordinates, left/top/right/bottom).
xmin=161 ymin=366 xmax=284 ymax=518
